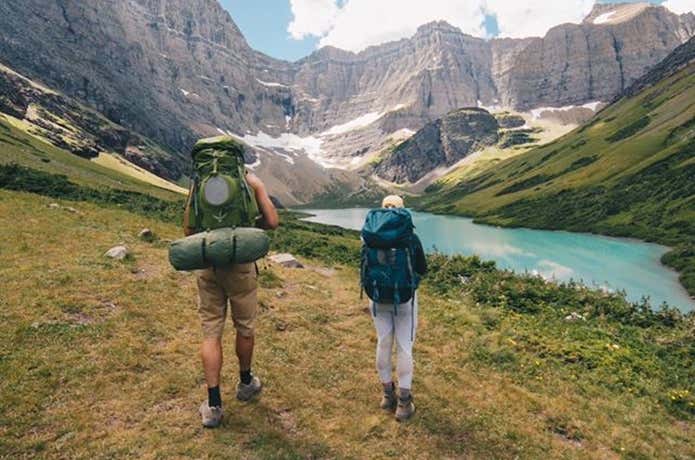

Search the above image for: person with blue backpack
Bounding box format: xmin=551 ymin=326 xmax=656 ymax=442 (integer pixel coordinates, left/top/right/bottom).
xmin=360 ymin=195 xmax=427 ymax=421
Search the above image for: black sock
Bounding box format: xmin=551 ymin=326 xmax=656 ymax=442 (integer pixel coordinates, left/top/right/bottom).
xmin=208 ymin=386 xmax=222 ymax=408
xmin=240 ymin=370 xmax=252 ymax=385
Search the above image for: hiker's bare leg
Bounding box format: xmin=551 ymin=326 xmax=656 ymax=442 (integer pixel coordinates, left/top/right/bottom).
xmin=201 ymin=337 xmax=223 ymax=387
xmin=236 ymin=333 xmax=255 ymax=371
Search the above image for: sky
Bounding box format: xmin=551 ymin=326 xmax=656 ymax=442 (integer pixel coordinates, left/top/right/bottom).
xmin=221 ymin=0 xmax=694 ymax=61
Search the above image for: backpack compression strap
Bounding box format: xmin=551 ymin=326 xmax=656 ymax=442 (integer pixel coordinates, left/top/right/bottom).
xmin=238 ymin=164 xmax=251 ymax=225
xmin=405 ymin=240 xmax=416 ymax=341
xmin=191 ymin=159 xmax=202 ymax=231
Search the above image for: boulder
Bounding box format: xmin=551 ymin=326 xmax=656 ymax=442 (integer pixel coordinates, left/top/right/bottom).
xmin=139 ymin=228 xmax=155 ymax=242
xmin=104 ymin=245 xmax=129 ymax=260
xmin=269 ymin=253 xmax=304 ymax=269
xmin=564 ymin=312 xmax=586 ymax=322
xmin=48 ymin=203 xmax=60 ymax=209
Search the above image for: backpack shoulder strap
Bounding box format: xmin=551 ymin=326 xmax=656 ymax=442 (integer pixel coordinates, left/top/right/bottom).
xmin=405 ymin=237 xmax=416 ymax=304
xmin=191 ymin=171 xmax=202 ymax=232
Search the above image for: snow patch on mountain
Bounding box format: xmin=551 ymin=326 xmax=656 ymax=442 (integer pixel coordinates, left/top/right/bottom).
xmin=321 ymin=112 xmax=383 ymax=136
xmin=232 ymin=131 xmax=325 ymax=166
xmin=246 ymin=157 xmax=261 ymax=169
xmin=256 ymin=79 xmax=289 ymax=88
xmin=320 ymin=105 xmax=411 ymax=137
xmin=477 ymin=100 xmax=504 ymax=113
xmin=594 ymin=11 xmax=617 ymax=25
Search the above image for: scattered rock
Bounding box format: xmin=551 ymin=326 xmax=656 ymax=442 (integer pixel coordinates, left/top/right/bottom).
xmin=138 ymin=228 xmax=155 ymax=242
xmin=564 ymin=312 xmax=586 ymax=322
xmin=99 ymin=300 xmax=118 ymax=310
xmin=64 ymin=206 xmax=79 ymax=214
xmin=48 ymin=203 xmax=60 ymax=209
xmin=273 ymin=408 xmax=299 ymax=435
xmin=104 ymin=245 xmax=129 ymax=260
xmin=310 ymin=266 xmax=336 ymax=277
xmin=67 ymin=312 xmax=94 ymax=325
xmin=269 ymin=253 xmax=303 ymax=268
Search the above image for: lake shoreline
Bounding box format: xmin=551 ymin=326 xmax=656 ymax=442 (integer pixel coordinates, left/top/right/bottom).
xmin=298 ymin=208 xmax=695 ymax=312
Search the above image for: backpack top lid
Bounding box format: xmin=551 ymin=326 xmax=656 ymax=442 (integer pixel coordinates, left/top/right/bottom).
xmin=361 ymin=208 xmax=414 ymax=248
xmin=192 ymin=135 xmax=246 ymax=159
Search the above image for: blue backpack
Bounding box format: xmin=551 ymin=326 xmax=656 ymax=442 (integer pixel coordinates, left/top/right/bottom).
xmin=360 ymin=208 xmax=420 ymax=315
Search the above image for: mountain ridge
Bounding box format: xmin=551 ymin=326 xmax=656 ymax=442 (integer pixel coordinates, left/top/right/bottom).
xmin=0 ymin=1 xmax=692 ymax=203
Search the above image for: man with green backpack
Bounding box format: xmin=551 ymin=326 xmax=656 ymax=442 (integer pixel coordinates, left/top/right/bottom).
xmin=360 ymin=195 xmax=427 ymax=421
xmin=182 ymin=136 xmax=279 ymax=428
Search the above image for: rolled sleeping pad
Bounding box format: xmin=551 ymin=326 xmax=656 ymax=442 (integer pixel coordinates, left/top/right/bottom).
xmin=168 ymin=231 xmax=207 ymax=271
xmin=168 ymin=227 xmax=270 ymax=271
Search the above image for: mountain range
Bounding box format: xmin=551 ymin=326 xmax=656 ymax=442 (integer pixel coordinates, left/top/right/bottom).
xmin=0 ymin=1 xmax=693 ymax=204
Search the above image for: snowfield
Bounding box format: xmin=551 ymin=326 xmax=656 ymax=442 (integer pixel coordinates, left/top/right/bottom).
xmin=256 ymin=79 xmax=290 ymax=89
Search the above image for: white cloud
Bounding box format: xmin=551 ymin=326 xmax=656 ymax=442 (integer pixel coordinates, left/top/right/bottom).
xmin=318 ymin=0 xmax=487 ymax=51
xmin=486 ymin=0 xmax=595 ymax=39
xmin=288 ymin=0 xmax=601 ymax=52
xmin=662 ymin=0 xmax=695 ymax=15
xmin=288 ymin=0 xmax=340 ymax=39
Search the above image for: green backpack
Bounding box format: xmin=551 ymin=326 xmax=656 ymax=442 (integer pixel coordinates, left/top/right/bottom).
xmin=189 ymin=136 xmax=260 ymax=232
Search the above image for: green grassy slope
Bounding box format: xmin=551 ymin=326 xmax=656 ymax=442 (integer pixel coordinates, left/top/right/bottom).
xmin=0 ymin=115 xmax=182 ymax=202
xmin=418 ymin=63 xmax=695 ymax=296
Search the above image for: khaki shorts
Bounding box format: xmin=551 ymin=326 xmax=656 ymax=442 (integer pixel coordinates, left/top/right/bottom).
xmin=197 ymin=263 xmax=258 ymax=338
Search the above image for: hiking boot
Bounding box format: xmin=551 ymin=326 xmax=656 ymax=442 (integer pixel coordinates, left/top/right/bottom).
xmin=236 ymin=375 xmax=262 ymax=401
xmin=199 ymin=401 xmax=223 ymax=428
xmin=380 ymin=388 xmax=397 ymax=411
xmin=395 ymin=394 xmax=415 ymax=421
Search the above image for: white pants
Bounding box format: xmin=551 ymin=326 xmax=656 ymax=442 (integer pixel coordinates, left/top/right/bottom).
xmin=371 ymin=294 xmax=418 ymax=390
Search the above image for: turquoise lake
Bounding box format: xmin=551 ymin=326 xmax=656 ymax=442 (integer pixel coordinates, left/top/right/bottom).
xmin=302 ymin=208 xmax=695 ymax=312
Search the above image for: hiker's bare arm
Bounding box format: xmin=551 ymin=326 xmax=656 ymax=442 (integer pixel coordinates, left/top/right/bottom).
xmin=183 ymin=183 xmax=195 ymax=236
xmin=246 ymin=172 xmax=280 ymax=230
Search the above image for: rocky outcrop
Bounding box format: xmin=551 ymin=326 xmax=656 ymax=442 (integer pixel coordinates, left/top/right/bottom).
xmin=0 ymin=64 xmax=130 ymax=159
xmin=620 ymin=36 xmax=695 ymax=100
xmin=496 ymin=113 xmax=526 ymax=129
xmin=374 ymin=108 xmax=499 ymax=183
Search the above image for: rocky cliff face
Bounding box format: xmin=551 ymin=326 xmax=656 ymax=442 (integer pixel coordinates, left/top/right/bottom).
xmin=620 ymin=36 xmax=695 ymax=100
xmin=494 ymin=3 xmax=695 ymax=110
xmin=0 ymin=1 xmax=692 ymax=197
xmin=374 ymin=108 xmax=499 ymax=183
xmin=0 ymin=0 xmax=295 ymax=155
